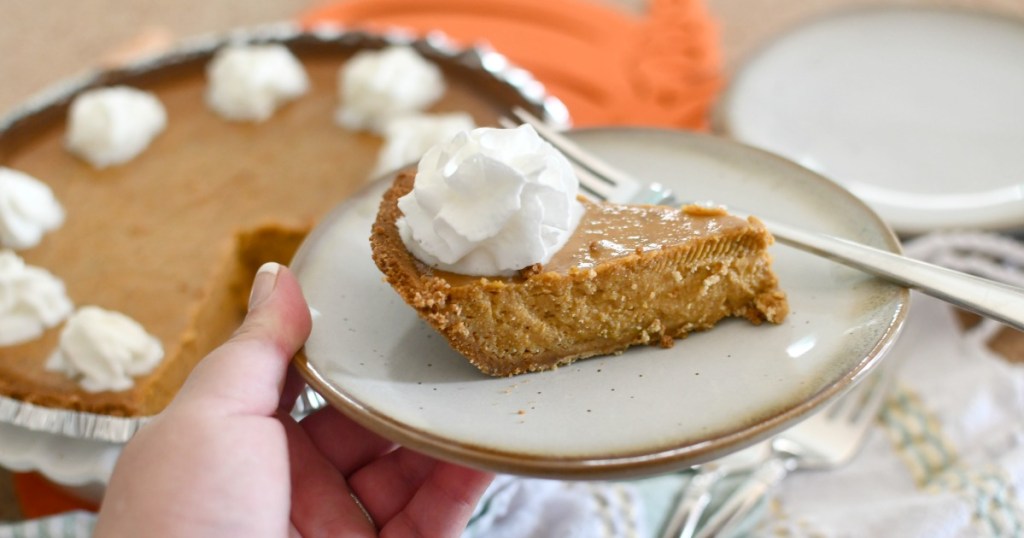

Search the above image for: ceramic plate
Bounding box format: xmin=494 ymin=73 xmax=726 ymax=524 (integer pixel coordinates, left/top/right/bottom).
xmin=292 ymin=128 xmax=908 ymax=480
xmin=715 ymin=7 xmax=1024 ymax=234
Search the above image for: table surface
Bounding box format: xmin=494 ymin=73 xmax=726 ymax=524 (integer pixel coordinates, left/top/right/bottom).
xmin=2 ymin=0 xmax=1023 ymax=524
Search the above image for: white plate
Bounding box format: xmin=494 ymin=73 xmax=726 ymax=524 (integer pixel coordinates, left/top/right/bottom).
xmin=716 ymin=7 xmax=1024 ymax=234
xmin=292 ymin=128 xmax=908 ymax=479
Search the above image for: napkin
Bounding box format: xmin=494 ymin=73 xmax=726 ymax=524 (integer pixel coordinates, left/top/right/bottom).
xmin=753 ymin=293 xmax=1023 ymax=537
xmin=462 ymin=475 xmax=648 ymax=538
xmin=749 ymin=233 xmax=1024 ymax=537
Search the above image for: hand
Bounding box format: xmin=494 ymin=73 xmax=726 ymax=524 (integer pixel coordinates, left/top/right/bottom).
xmin=95 ymin=262 xmax=493 ymax=537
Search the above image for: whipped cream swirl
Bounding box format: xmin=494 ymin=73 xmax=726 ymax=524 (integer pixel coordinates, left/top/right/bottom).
xmin=397 ymin=125 xmax=584 ymax=276
xmin=373 ymin=112 xmax=477 ymax=177
xmin=336 ymin=45 xmax=445 ymax=133
xmin=47 ymin=306 xmax=164 ymax=393
xmin=0 ymin=250 xmax=73 ymax=346
xmin=65 ymin=86 xmax=168 ymax=168
xmin=0 ymin=167 xmax=65 ymax=250
xmin=205 ymin=44 xmax=310 ymax=122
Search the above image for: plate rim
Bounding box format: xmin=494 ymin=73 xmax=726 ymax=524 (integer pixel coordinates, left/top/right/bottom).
xmin=711 ymin=4 xmax=1024 ymax=233
xmin=292 ymin=126 xmax=910 ymax=479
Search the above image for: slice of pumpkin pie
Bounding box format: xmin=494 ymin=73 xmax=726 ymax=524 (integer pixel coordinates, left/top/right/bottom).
xmin=371 ymin=125 xmax=788 ymax=376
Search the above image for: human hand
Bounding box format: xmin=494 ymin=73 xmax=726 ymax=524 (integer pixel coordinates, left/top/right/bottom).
xmin=95 ymin=262 xmax=493 ymax=537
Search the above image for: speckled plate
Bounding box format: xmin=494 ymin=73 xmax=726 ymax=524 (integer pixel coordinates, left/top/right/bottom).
xmin=291 ymin=128 xmax=909 ymax=480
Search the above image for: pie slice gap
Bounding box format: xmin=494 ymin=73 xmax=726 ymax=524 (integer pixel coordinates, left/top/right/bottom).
xmin=371 ymin=170 xmax=789 ymax=376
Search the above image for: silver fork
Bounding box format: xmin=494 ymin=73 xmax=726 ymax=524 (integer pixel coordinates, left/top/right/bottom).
xmin=688 ymin=367 xmax=895 ymax=538
xmin=511 ymin=107 xmax=1024 ymax=332
xmin=655 ymin=367 xmax=894 ymax=538
xmin=657 ymin=445 xmax=764 ymax=538
xmin=291 ymin=384 xmax=327 ymax=420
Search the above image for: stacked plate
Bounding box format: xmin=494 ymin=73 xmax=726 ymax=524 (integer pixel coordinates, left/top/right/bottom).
xmin=716 ymin=6 xmax=1024 ymax=234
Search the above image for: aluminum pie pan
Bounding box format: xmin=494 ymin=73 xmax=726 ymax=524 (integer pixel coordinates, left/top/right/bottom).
xmin=0 ymin=21 xmax=569 ymax=444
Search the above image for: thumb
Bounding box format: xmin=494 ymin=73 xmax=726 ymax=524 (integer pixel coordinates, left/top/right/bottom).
xmin=170 ymin=262 xmax=312 ymax=417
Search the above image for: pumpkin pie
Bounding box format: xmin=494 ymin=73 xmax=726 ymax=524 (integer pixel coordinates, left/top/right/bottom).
xmin=0 ymin=34 xmax=545 ymax=416
xmin=371 ymin=170 xmax=789 ymax=376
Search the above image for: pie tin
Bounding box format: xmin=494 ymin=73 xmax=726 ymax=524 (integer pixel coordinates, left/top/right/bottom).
xmin=0 ymin=21 xmax=569 ymax=443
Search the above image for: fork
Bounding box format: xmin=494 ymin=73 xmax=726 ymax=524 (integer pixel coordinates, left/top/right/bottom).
xmin=655 ymin=366 xmax=893 ymax=538
xmin=511 ymin=107 xmax=1024 ymax=332
xmin=291 ymin=383 xmax=327 ymax=420
xmin=657 ymin=445 xmax=764 ymax=538
xmin=687 ymin=367 xmax=895 ymax=538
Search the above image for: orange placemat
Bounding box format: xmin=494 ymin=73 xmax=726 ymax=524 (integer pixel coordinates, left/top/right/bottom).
xmin=300 ymin=0 xmax=722 ymax=129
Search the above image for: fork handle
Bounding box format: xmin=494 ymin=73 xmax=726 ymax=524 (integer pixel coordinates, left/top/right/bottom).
xmin=660 ymin=466 xmax=726 ymax=538
xmin=762 ymin=218 xmax=1024 ymax=332
xmin=693 ymin=457 xmax=793 ymax=538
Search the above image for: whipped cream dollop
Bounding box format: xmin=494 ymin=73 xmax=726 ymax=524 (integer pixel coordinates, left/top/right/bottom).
xmin=65 ymin=86 xmax=168 ymax=168
xmin=397 ymin=125 xmax=584 ymax=276
xmin=336 ymin=45 xmax=445 ymax=133
xmin=373 ymin=112 xmax=477 ymax=177
xmin=0 ymin=250 xmax=73 ymax=346
xmin=205 ymin=44 xmax=309 ymax=122
xmin=0 ymin=167 xmax=65 ymax=250
xmin=47 ymin=306 xmax=164 ymax=393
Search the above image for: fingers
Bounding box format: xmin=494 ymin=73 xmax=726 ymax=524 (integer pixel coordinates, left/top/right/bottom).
xmin=291 ymin=407 xmax=491 ymax=536
xmin=383 ymin=462 xmax=493 ymax=538
xmin=172 ymin=262 xmax=312 ymax=417
xmin=280 ymin=411 xmax=377 ymax=538
xmin=349 ymin=449 xmax=435 ymax=524
xmin=300 ymin=407 xmax=396 ymax=474
xmin=349 ymin=448 xmax=493 ymax=535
